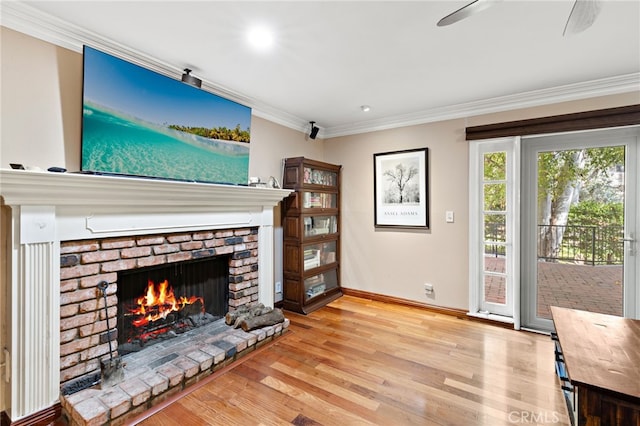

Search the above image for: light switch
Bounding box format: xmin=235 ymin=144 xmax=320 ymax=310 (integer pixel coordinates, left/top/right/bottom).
xmin=445 ymin=211 xmax=454 ymax=223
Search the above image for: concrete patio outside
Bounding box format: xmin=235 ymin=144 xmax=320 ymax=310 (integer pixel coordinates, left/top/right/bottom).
xmin=484 ymin=256 xmax=623 ymax=319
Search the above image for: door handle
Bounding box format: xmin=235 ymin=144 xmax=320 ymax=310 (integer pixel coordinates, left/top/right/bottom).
xmin=620 ymin=233 xmax=637 ymax=256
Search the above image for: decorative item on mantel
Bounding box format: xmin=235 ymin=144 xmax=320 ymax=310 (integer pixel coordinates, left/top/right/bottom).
xmin=225 ymin=303 xmax=285 ymax=331
xmin=248 ymin=176 xmax=281 ymax=188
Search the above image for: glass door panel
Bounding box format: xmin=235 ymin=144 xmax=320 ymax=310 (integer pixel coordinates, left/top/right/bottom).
xmin=522 ymin=128 xmax=638 ymax=330
xmin=303 ymin=167 xmax=337 ymax=187
xmin=537 ymin=147 xmax=624 ymax=319
xmin=303 ymin=241 xmax=337 ymax=271
xmin=302 ymin=192 xmax=337 ymax=209
xmin=303 ymin=215 xmax=338 ymax=238
xmin=304 ymin=269 xmax=338 ymax=301
xmin=484 ymin=275 xmax=507 ymax=305
xmin=480 ymin=151 xmax=511 ymax=315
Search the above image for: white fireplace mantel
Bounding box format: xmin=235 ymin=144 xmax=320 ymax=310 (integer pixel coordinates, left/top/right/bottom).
xmin=1 ymin=169 xmax=292 ymax=240
xmin=0 ymin=169 xmax=291 ymax=208
xmin=0 ymin=169 xmax=291 ymax=421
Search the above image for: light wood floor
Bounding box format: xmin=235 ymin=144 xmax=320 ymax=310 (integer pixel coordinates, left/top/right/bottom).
xmin=132 ymin=296 xmax=570 ymax=426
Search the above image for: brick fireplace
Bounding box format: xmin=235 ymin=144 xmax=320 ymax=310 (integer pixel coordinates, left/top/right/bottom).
xmin=0 ymin=169 xmax=291 ymax=423
xmin=59 ymin=228 xmax=259 ymax=391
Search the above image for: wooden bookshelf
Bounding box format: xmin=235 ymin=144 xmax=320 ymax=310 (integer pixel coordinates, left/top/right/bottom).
xmin=281 ymin=157 xmax=342 ymax=314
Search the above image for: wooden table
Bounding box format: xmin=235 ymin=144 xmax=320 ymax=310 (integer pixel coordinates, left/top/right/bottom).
xmin=551 ymin=306 xmax=640 ymax=426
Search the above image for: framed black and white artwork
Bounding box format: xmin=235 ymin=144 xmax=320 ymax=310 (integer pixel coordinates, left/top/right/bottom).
xmin=374 ymin=147 xmax=429 ymax=229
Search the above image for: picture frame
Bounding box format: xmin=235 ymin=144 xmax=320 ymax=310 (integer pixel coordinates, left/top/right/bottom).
xmin=374 ymin=147 xmax=429 ymax=229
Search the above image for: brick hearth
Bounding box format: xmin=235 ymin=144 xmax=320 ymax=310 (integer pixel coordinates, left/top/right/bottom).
xmin=61 ymin=317 xmax=289 ymax=426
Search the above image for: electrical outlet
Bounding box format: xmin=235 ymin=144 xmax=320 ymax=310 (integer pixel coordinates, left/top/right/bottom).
xmin=275 ymin=281 xmax=282 ymax=293
xmin=424 ymin=283 xmax=433 ymax=294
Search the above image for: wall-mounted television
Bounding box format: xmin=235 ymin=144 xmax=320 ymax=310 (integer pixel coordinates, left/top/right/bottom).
xmin=81 ymin=46 xmax=251 ymax=185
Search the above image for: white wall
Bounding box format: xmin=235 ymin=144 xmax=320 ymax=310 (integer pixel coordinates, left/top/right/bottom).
xmin=325 ymin=120 xmax=470 ymax=309
xmin=325 ymin=93 xmax=640 ymax=310
xmin=1 ymin=27 xmax=82 ymax=171
xmin=249 ymin=116 xmax=324 ymax=182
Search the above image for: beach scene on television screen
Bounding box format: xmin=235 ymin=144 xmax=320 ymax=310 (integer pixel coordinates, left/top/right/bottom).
xmin=81 ymin=46 xmax=251 ymax=185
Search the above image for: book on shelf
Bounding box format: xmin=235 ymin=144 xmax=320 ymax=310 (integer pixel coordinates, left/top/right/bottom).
xmin=305 ymin=274 xmax=322 ymax=285
xmin=303 ymin=249 xmax=320 ymax=269
xmin=306 ymin=283 xmax=326 ymax=299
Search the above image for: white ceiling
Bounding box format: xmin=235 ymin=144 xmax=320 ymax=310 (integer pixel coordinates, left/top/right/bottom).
xmin=3 ymin=1 xmax=640 ymax=137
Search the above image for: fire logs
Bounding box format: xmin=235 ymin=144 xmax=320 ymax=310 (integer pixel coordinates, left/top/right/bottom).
xmin=179 ymin=299 xmax=204 ymax=318
xmin=225 ymin=303 xmax=285 ymax=331
xmin=225 ymin=303 xmax=271 ymax=327
xmin=239 ymin=309 xmax=285 ymax=331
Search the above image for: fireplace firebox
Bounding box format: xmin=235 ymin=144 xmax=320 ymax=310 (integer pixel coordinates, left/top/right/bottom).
xmin=117 ymin=256 xmax=230 ymax=355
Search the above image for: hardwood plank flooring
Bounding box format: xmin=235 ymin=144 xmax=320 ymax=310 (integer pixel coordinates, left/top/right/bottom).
xmin=131 ymin=296 xmax=569 ymax=425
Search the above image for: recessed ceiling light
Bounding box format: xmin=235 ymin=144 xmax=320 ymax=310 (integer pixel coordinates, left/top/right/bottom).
xmin=247 ymin=26 xmax=274 ymax=50
xmin=361 ymin=105 xmax=371 ymax=112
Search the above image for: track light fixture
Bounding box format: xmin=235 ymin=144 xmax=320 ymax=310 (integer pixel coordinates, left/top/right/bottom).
xmin=181 ymin=68 xmax=202 ymax=88
xmin=309 ymin=121 xmax=320 ymax=140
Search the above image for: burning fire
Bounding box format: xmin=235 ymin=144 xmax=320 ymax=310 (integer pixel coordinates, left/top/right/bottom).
xmin=130 ymin=279 xmax=204 ymax=327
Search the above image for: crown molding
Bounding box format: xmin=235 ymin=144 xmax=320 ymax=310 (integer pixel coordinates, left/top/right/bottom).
xmin=323 ymin=73 xmax=640 ymax=138
xmin=2 ymin=1 xmax=637 ymax=140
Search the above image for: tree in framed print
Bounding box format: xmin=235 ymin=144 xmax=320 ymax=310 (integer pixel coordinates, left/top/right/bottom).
xmin=374 ymin=147 xmax=429 ymax=229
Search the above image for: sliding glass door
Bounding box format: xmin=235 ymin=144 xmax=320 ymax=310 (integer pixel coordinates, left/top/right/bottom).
xmin=521 ymin=127 xmax=638 ymax=331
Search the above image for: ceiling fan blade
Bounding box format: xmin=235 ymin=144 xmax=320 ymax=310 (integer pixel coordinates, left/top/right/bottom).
xmin=437 ymin=0 xmax=502 ymax=27
xmin=563 ymin=0 xmax=602 ymax=36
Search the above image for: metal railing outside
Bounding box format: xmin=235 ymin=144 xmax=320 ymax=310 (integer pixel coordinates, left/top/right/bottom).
xmin=536 ymin=224 xmax=624 ymax=265
xmin=482 ymin=223 xmax=624 ymax=265
xmin=484 ymin=222 xmax=506 ymax=257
